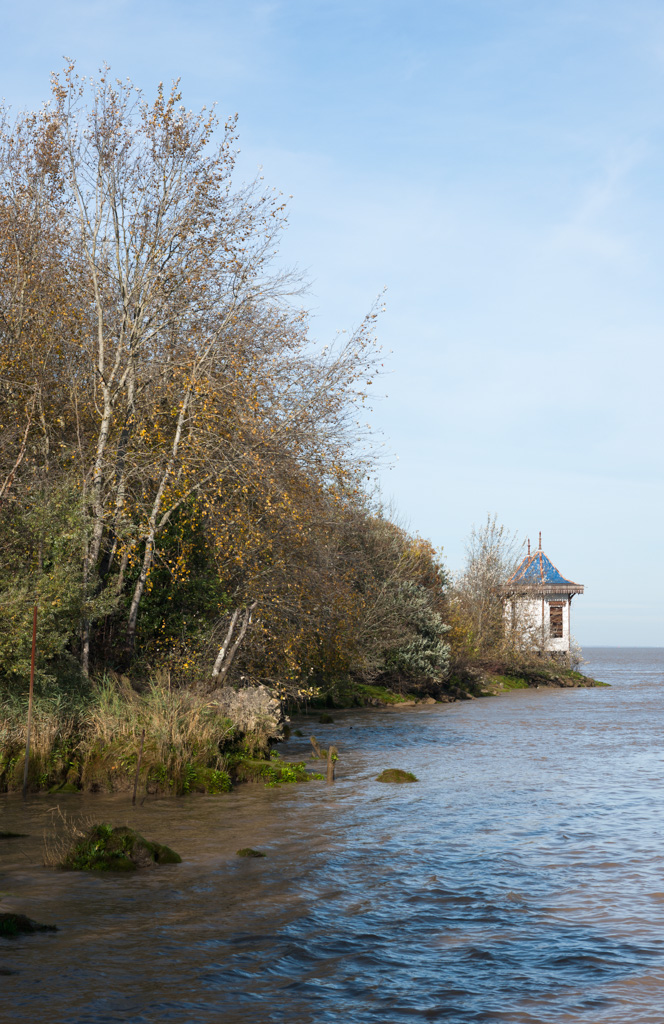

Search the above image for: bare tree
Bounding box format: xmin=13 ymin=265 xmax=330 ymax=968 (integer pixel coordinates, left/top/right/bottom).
xmin=452 ymin=513 xmax=525 ymax=656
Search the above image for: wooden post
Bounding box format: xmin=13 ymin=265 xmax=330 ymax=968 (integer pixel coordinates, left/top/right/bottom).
xmin=310 ymin=735 xmax=323 ymax=759
xmin=132 ymin=729 xmax=145 ymax=806
xmin=326 ymin=745 xmax=338 ymax=784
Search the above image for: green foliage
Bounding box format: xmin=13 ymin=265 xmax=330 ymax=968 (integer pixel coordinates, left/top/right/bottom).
xmin=108 ymin=500 xmax=231 ymax=671
xmin=233 ymin=756 xmax=309 ymax=786
xmin=383 ymin=583 xmax=450 ymax=682
xmin=0 ymin=487 xmax=111 ymax=687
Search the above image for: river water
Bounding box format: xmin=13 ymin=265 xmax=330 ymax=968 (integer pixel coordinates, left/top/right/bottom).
xmin=2 ymin=648 xmax=664 ymax=1023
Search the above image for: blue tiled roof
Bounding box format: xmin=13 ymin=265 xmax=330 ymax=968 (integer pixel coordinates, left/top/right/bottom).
xmin=507 ymin=550 xmax=581 ymax=588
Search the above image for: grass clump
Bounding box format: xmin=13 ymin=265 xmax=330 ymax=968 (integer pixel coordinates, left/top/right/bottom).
xmin=236 ymin=848 xmax=266 ymax=858
xmin=232 ymin=756 xmax=309 ymax=786
xmin=376 ymin=769 xmax=418 ymax=783
xmin=60 ymin=823 xmax=181 ymax=872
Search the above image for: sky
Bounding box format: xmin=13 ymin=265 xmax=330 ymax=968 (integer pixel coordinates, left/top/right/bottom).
xmin=2 ymin=0 xmax=664 ymax=645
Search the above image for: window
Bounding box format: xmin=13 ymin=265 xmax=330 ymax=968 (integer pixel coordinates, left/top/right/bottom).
xmin=549 ymin=602 xmax=564 ymax=638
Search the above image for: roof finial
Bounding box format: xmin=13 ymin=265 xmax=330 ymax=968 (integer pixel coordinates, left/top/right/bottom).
xmin=538 ymin=531 xmax=542 ymax=550
xmin=527 ymin=538 xmax=530 ymax=556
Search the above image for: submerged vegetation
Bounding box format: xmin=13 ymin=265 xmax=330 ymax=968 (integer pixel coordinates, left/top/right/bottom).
xmin=60 ymin=824 xmax=181 ymax=872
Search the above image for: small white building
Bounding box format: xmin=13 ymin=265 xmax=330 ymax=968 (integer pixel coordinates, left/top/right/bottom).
xmin=502 ymin=535 xmax=584 ymax=657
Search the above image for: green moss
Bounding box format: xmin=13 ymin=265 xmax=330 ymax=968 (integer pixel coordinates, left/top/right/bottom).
xmin=236 ymin=848 xmax=266 ymax=858
xmin=61 ymin=824 xmax=181 ymax=871
xmin=0 ymin=913 xmax=57 ymax=938
xmin=494 ymin=675 xmax=529 ymax=691
xmin=48 ymin=782 xmax=80 ymax=794
xmin=354 ymin=684 xmax=419 ymax=705
xmin=318 ymin=713 xmax=334 ymax=724
xmin=376 ymin=769 xmax=418 ymax=783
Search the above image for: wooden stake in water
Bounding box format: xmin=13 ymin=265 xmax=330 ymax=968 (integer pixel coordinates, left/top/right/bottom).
xmin=132 ymin=729 xmax=146 ymax=806
xmin=326 ymin=745 xmax=338 ymax=784
xmin=310 ymin=735 xmax=323 ymax=759
xmin=22 ymin=605 xmax=37 ymax=801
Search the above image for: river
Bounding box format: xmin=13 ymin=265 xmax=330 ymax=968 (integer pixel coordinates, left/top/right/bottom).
xmin=2 ymin=647 xmax=664 ymax=1023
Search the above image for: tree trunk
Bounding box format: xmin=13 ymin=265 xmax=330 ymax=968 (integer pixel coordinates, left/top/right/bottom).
xmin=210 ymin=602 xmax=257 ymax=688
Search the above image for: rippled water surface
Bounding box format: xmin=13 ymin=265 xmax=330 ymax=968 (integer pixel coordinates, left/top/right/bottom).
xmin=3 ymin=648 xmax=664 ymax=1023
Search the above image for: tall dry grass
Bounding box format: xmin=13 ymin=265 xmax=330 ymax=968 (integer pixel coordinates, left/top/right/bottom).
xmin=0 ymin=675 xmax=236 ymax=794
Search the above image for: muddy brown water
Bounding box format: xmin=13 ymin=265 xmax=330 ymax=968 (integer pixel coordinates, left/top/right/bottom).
xmin=2 ymin=648 xmax=664 ymax=1023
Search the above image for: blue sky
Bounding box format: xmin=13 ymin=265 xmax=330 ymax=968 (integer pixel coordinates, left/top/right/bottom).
xmin=3 ymin=0 xmax=664 ymax=645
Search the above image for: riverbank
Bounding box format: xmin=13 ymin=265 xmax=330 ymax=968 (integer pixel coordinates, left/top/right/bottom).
xmin=0 ymin=660 xmax=605 ymax=797
xmin=316 ymin=664 xmax=606 ymax=709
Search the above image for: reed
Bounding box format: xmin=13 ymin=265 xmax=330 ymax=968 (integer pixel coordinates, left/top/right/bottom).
xmin=0 ymin=676 xmax=236 ymax=795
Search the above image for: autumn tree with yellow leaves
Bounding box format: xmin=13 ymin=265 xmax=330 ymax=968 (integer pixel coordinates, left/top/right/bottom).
xmin=0 ymin=65 xmax=450 ymax=698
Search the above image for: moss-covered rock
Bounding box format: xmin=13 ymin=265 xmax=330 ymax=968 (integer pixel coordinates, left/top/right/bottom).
xmin=376 ymin=769 xmax=418 ymax=783
xmin=61 ymin=824 xmax=182 ymax=872
xmin=0 ymin=913 xmax=57 ymax=938
xmin=318 ymin=713 xmax=334 ymax=724
xmin=236 ymin=848 xmax=266 ymax=858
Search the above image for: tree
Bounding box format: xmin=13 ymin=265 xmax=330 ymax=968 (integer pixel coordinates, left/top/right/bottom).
xmin=448 ymin=513 xmax=524 ymax=659
xmin=0 ymin=64 xmax=383 ymax=681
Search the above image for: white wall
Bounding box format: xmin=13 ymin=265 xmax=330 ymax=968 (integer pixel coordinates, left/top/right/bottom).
xmin=504 ymin=593 xmax=578 ymax=653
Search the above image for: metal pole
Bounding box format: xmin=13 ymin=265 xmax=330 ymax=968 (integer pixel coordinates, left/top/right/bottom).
xmin=132 ymin=729 xmax=146 ymax=806
xmin=22 ymin=605 xmax=37 ymax=801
